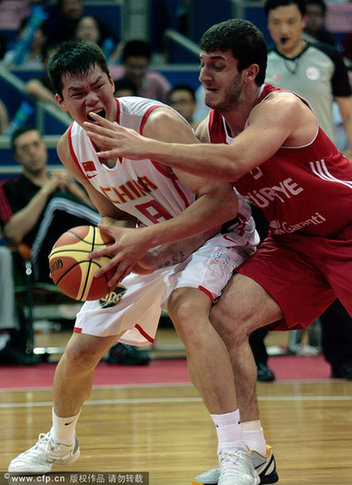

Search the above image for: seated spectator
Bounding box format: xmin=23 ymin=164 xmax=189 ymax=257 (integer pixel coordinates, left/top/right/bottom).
xmin=25 ymin=43 xmax=60 ymax=107
xmin=42 ymin=0 xmax=83 ymax=46
xmin=114 ymin=78 xmax=138 ymax=98
xmin=42 ymin=0 xmax=119 ymax=60
xmin=74 ymin=15 xmax=121 ymax=64
xmin=167 ymin=84 xmax=199 ymax=130
xmin=303 ymin=0 xmax=336 ymax=46
xmin=110 ymin=40 xmax=171 ymax=103
xmin=2 ymin=12 xmax=47 ymax=69
xmin=0 ymin=126 xmax=100 ymax=283
xmin=0 ymin=99 xmax=9 ymax=134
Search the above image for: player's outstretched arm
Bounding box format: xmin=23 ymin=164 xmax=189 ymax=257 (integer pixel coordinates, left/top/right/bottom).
xmin=84 ymin=92 xmax=316 ymax=182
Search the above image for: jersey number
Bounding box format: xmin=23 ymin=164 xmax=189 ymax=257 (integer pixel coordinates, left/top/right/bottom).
xmin=135 ymin=200 xmax=173 ymax=224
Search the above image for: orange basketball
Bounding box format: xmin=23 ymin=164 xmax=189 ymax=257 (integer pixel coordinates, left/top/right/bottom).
xmin=49 ymin=225 xmax=114 ymax=301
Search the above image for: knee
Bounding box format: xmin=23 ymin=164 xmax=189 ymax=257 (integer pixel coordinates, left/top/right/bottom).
xmin=63 ymin=338 xmax=102 ymax=371
xmin=168 ymin=289 xmax=194 ymax=325
xmin=167 ymin=289 xmax=208 ymax=345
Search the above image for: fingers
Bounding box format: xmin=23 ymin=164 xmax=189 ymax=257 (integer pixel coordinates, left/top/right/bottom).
xmin=86 ymin=111 xmax=118 ymax=128
xmin=88 ymin=246 xmax=113 ymax=260
xmin=93 ymin=257 xmax=117 ymax=279
xmin=107 ymin=263 xmax=132 ymax=288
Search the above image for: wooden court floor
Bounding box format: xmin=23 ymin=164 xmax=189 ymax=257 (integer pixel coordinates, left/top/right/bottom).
xmin=1 ymin=379 xmax=352 ymax=485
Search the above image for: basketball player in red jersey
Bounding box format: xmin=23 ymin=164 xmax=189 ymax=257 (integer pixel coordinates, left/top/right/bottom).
xmin=83 ymin=18 xmax=352 ymax=484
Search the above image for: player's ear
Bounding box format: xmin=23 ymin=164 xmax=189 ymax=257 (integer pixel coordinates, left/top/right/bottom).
xmin=243 ymin=64 xmax=259 ymax=83
xmin=55 ymin=93 xmax=67 ymax=112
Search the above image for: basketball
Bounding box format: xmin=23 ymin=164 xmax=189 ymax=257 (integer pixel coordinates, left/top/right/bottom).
xmin=49 ymin=225 xmax=115 ymax=301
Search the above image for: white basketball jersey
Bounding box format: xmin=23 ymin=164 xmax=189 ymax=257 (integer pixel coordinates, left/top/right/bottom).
xmin=68 ymin=96 xmax=256 ymax=240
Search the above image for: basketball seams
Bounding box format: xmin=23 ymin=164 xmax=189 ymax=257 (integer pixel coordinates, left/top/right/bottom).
xmin=79 ymin=226 xmax=97 ymax=301
xmin=49 ymin=225 xmax=114 ymax=301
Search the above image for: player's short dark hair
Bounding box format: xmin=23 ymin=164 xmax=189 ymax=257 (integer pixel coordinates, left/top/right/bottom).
xmin=264 ymin=0 xmax=306 ymax=17
xmin=47 ymin=40 xmax=110 ymax=98
xmin=121 ymin=40 xmax=152 ymax=63
xmin=200 ymin=18 xmax=267 ymax=86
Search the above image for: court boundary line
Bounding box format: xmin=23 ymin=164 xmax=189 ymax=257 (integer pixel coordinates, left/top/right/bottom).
xmin=2 ymin=393 xmax=352 ymax=409
xmin=0 ymin=378 xmax=337 ymax=393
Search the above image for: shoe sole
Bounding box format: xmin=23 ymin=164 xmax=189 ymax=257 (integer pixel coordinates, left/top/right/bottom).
xmin=8 ymin=449 xmax=80 ymax=473
xmin=192 ymin=469 xmax=278 ymax=485
xmin=61 ymin=448 xmax=80 ymax=465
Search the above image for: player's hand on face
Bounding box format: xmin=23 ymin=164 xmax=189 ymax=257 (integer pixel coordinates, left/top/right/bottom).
xmin=83 ymin=112 xmax=148 ymax=160
xmin=88 ymin=223 xmax=151 ymax=286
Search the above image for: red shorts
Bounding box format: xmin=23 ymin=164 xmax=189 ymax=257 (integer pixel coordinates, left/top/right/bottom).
xmin=237 ymin=223 xmax=352 ymax=331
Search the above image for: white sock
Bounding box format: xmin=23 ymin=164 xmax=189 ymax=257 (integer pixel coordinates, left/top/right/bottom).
xmin=241 ymin=420 xmax=267 ymax=455
xmin=210 ymin=409 xmax=246 ymax=454
xmin=50 ymin=407 xmax=81 ymax=445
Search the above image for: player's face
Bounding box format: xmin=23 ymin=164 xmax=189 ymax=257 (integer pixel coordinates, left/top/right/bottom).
xmin=56 ymin=64 xmax=117 ymax=127
xmin=199 ymin=50 xmax=243 ymax=113
xmin=267 ymin=5 xmax=306 ymax=57
xmin=14 ymin=130 xmax=47 ymax=174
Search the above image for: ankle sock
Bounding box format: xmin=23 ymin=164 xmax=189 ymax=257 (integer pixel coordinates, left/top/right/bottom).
xmin=210 ymin=409 xmax=246 ymax=453
xmin=241 ymin=420 xmax=267 ymax=455
xmin=50 ymin=407 xmax=81 ymax=445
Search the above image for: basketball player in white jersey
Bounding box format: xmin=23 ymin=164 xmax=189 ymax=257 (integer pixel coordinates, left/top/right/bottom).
xmin=8 ymin=40 xmax=260 ymax=485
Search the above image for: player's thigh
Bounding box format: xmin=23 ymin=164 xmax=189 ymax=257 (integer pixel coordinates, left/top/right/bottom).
xmin=210 ymin=272 xmax=283 ymax=338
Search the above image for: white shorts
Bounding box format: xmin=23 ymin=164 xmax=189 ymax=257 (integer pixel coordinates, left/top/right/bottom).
xmin=74 ymin=230 xmax=257 ymax=346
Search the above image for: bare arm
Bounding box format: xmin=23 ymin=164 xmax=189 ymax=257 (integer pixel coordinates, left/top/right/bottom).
xmin=0 ymin=100 xmax=9 ymax=134
xmin=84 ymin=92 xmax=317 ymax=181
xmin=26 ymin=79 xmax=57 ymax=105
xmin=336 ymin=95 xmax=352 ymax=159
xmin=4 ymin=175 xmax=70 ymax=244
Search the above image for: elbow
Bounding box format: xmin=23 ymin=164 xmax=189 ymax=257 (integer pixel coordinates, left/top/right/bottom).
xmin=4 ymin=226 xmax=23 ymax=246
xmin=222 ymin=164 xmax=240 ymax=183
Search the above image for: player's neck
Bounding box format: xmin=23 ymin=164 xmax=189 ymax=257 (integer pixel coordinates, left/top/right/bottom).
xmin=223 ymin=85 xmax=261 ymax=138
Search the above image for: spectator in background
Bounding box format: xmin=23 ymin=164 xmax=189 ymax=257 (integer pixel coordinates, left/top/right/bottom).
xmin=42 ymin=0 xmax=83 ymax=46
xmin=25 ymin=43 xmax=60 ymax=107
xmin=2 ymin=15 xmax=47 ymax=69
xmin=303 ymin=0 xmax=336 ymax=46
xmin=0 ymin=99 xmax=9 ymax=134
xmin=114 ymin=78 xmax=138 ymax=97
xmin=167 ymin=84 xmax=199 ymax=130
xmin=111 ymin=40 xmax=171 ymax=103
xmin=0 ymin=126 xmax=100 ymax=283
xmin=74 ymin=15 xmax=121 ymax=65
xmin=42 ymin=0 xmax=119 ymax=62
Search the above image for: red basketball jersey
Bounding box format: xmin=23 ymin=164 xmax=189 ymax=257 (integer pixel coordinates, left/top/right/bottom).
xmin=208 ymin=84 xmax=352 ymax=237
